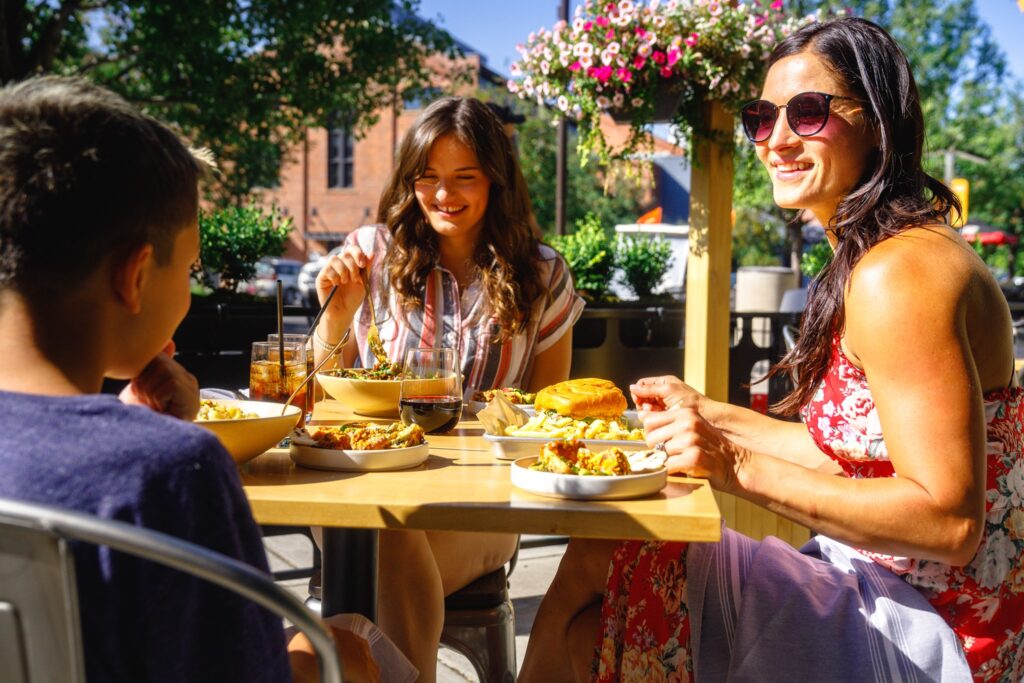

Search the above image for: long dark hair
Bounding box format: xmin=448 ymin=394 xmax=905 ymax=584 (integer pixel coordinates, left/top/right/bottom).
xmin=768 ymin=18 xmax=960 ymax=414
xmin=376 ymin=96 xmax=542 ymax=340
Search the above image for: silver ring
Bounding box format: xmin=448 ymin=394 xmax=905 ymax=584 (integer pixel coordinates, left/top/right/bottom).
xmin=654 ymin=442 xmax=667 ymax=452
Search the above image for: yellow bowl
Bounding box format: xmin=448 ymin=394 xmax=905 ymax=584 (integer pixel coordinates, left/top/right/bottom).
xmin=316 ymin=372 xmax=403 ymax=417
xmin=194 ymin=399 xmax=302 ymax=465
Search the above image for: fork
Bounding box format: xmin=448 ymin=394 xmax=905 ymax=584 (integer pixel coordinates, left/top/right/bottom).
xmin=362 ymin=267 xmax=389 ymax=366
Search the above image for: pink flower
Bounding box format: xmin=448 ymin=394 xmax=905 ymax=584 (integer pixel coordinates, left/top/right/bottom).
xmin=635 ymin=27 xmax=647 ymax=38
xmin=595 ymin=65 xmax=613 ymax=83
xmin=584 ymin=20 xmax=594 ymax=31
xmin=755 ymin=14 xmax=766 ymax=26
xmin=633 ymin=55 xmax=647 ymax=69
xmin=771 ymin=0 xmax=783 ymax=9
xmin=568 ymin=61 xmax=582 ymax=72
xmin=606 ymin=29 xmax=616 ymax=40
xmin=685 ymin=32 xmax=699 ymax=47
xmin=596 ymin=15 xmax=610 ymax=27
xmin=667 ymin=48 xmax=681 ymax=66
xmin=616 ymin=67 xmax=633 ymax=82
xmin=660 ymin=66 xmax=673 ymax=78
xmin=652 ymin=50 xmax=667 ymax=65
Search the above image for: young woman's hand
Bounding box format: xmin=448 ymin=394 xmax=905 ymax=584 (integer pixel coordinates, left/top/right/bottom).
xmin=118 ymin=341 xmax=200 ymax=421
xmin=641 ymin=407 xmax=749 ymax=492
xmin=630 ymin=375 xmax=706 ymax=413
xmin=315 ymin=245 xmax=372 ymax=333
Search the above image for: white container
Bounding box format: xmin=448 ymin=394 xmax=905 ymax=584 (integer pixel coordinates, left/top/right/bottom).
xmin=735 ymin=266 xmax=799 ymax=312
xmin=511 ymin=457 xmax=667 ymax=500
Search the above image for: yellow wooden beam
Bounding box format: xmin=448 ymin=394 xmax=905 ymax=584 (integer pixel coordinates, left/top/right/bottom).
xmin=684 ymin=99 xmax=734 ymax=402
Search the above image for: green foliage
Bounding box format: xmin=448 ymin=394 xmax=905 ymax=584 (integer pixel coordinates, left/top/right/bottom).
xmin=513 ymin=108 xmax=647 ymax=233
xmin=6 ymin=0 xmax=460 ymax=202
xmin=547 ymin=214 xmax=617 ymax=301
xmin=732 ymin=205 xmax=788 ymax=267
xmin=970 ymin=242 xmax=1014 ymax=280
xmin=616 ymin=234 xmax=675 ymax=298
xmin=800 ymin=240 xmax=833 ymax=280
xmin=196 ymin=205 xmax=292 ymax=290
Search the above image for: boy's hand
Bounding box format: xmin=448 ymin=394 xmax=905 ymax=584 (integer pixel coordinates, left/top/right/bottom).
xmin=119 ymin=341 xmax=200 ymax=420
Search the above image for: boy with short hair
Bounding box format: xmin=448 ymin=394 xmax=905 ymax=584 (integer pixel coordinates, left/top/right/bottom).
xmin=0 ymin=76 xmax=378 ymax=682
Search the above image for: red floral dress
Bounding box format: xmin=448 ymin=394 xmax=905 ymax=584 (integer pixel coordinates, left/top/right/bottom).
xmin=800 ymin=338 xmax=1024 ymax=681
xmin=593 ymin=337 xmax=1024 ymax=682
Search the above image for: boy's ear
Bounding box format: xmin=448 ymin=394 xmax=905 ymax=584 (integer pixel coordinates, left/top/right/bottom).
xmin=111 ymin=244 xmax=154 ymax=314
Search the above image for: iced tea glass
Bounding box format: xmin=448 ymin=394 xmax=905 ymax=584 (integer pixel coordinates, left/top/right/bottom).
xmin=249 ymin=341 xmax=308 ymax=414
xmin=268 ymin=333 xmax=315 ymax=419
xmin=399 ymin=348 xmax=463 ymax=434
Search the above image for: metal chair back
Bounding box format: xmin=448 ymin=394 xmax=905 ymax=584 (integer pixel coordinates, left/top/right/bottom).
xmin=0 ymin=497 xmax=341 ymax=683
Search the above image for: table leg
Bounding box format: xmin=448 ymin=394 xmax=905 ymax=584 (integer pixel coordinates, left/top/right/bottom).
xmin=320 ymin=527 xmax=378 ymax=621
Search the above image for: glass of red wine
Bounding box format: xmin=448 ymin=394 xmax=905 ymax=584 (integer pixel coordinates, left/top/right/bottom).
xmin=398 ymin=348 xmax=463 ymax=434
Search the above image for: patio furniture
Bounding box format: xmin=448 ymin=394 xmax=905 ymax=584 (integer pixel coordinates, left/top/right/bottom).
xmin=0 ymin=497 xmax=341 ymax=683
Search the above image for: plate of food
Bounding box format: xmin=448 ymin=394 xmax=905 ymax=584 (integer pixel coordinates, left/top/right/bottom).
xmin=289 ymin=422 xmax=429 ymax=471
xmin=466 ymin=387 xmax=538 ymax=415
xmin=511 ymin=440 xmax=667 ymax=500
xmin=317 ymin=361 xmax=408 ymax=417
xmin=481 ymin=378 xmax=646 ymax=460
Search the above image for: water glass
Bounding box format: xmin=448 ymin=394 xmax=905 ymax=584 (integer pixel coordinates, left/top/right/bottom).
xmin=399 ymin=348 xmax=463 ymax=434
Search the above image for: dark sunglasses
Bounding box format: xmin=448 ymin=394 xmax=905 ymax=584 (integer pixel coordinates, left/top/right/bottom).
xmin=740 ymin=91 xmax=864 ymax=143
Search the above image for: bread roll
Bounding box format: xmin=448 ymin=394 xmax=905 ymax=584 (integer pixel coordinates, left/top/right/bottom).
xmin=534 ymin=378 xmax=628 ymax=419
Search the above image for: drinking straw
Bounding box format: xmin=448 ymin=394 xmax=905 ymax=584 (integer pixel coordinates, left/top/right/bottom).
xmin=304 ymin=284 xmax=338 ymax=339
xmin=276 ymin=280 xmax=285 ymax=391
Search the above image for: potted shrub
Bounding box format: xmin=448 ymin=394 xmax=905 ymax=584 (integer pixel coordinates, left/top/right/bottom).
xmin=547 ymin=213 xmax=618 ymax=302
xmin=616 ymin=232 xmax=674 ymax=299
xmin=508 ymin=0 xmax=818 ymax=166
xmin=193 ymin=204 xmax=293 ymax=295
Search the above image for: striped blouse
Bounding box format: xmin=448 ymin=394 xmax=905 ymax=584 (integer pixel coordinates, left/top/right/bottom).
xmin=344 ymin=225 xmax=584 ymax=398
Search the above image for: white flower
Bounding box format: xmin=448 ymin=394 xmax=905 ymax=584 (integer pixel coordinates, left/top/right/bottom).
xmin=507 ymin=80 xmax=519 ymax=93
xmin=601 ymin=51 xmax=614 ymax=65
xmin=613 ymin=92 xmax=625 ymax=107
xmin=536 ymin=94 xmax=544 ymax=106
xmin=910 ymin=559 xmax=952 ymax=594
xmin=970 ymin=530 xmax=1015 ymax=589
xmin=543 ymin=48 xmax=554 ymax=61
xmin=597 ymin=95 xmax=611 ymax=108
xmin=559 ymin=53 xmax=570 ymax=67
xmin=608 ymin=41 xmax=621 ymax=54
xmin=616 ymin=55 xmax=627 ymax=67
xmin=650 ymin=0 xmax=661 ymax=8
xmin=510 ymin=63 xmax=522 ymax=75
xmin=637 ymin=44 xmax=652 ymax=57
xmin=574 ymin=4 xmax=584 ymax=17
xmin=740 ymin=44 xmax=751 ymax=58
xmin=817 ymin=416 xmax=832 ymax=434
xmin=574 ymin=42 xmax=594 ymax=57
xmin=540 ymin=61 xmax=551 ymax=75
xmin=654 ymin=16 xmax=666 ymax=28
xmin=573 ymin=17 xmax=585 ymax=32
xmin=557 ymin=95 xmax=570 ymax=112
xmin=618 ymin=0 xmax=635 ymax=14
xmin=631 ymin=97 xmax=644 ymax=107
xmin=580 ymin=54 xmax=594 ymax=68
xmin=1005 ymin=458 xmax=1024 ymax=507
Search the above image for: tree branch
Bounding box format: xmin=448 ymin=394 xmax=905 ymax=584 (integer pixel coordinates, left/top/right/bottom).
xmin=26 ymin=0 xmax=82 ymax=74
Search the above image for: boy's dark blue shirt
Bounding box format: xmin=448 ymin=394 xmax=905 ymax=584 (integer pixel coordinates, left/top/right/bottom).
xmin=0 ymin=390 xmax=292 ymax=682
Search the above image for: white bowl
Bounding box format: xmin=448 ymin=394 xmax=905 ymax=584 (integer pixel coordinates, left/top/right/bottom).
xmin=194 ymin=399 xmax=302 ymax=465
xmin=316 ymin=372 xmax=403 ymax=417
xmin=289 ymin=441 xmax=430 ymax=472
xmin=510 ymin=456 xmax=666 ymax=500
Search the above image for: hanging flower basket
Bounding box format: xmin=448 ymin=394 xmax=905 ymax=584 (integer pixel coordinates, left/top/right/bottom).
xmin=508 ymin=0 xmax=822 ymax=166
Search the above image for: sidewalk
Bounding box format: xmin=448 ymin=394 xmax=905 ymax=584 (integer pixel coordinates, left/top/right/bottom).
xmin=263 ymin=533 xmax=568 ymax=681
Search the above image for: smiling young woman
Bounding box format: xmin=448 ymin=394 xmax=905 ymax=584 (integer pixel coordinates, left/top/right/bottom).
xmin=312 ymin=96 xmax=584 ymax=682
xmin=521 ymin=17 xmax=1024 ymax=683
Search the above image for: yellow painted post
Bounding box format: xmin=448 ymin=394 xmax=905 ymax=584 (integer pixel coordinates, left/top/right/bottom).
xmin=684 ymin=99 xmax=810 ymax=548
xmin=684 ymin=99 xmax=733 ymax=402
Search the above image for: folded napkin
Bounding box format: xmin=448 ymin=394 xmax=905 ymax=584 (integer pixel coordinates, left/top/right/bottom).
xmin=285 ymin=613 xmax=418 ymax=683
xmin=477 ymin=392 xmax=530 ymax=435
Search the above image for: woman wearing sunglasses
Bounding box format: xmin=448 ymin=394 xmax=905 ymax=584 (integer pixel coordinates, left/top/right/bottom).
xmin=521 ymin=16 xmax=1023 ymax=682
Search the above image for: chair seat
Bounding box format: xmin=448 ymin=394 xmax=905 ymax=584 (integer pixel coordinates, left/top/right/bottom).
xmin=444 ymin=567 xmax=508 ymax=611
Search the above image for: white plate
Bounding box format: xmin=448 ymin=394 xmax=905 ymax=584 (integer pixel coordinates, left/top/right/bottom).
xmin=485 ymin=433 xmax=647 ymax=460
xmin=466 ymin=400 xmax=536 ymax=416
xmin=510 ymin=457 xmax=667 ymax=500
xmin=289 ymin=441 xmax=430 ymax=472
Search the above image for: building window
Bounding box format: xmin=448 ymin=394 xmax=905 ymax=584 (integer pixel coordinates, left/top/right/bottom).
xmin=327 ymin=126 xmax=354 ymax=189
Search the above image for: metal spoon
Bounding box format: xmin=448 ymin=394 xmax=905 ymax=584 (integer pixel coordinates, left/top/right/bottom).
xmin=362 ymin=267 xmax=389 ymax=366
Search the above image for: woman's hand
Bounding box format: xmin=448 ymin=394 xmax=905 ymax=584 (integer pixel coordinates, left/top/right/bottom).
xmin=630 ymin=375 xmax=706 ymax=413
xmin=316 ymin=245 xmax=372 ymax=327
xmin=641 ymin=407 xmax=749 ymax=492
xmin=118 ymin=341 xmax=200 ymax=420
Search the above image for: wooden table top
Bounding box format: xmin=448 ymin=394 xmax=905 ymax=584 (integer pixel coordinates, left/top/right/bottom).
xmin=240 ymin=401 xmax=722 ymax=543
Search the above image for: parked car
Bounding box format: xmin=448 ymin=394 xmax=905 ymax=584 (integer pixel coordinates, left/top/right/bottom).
xmin=298 ymin=246 xmax=345 ymax=307
xmin=239 ymin=257 xmax=304 ymax=304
